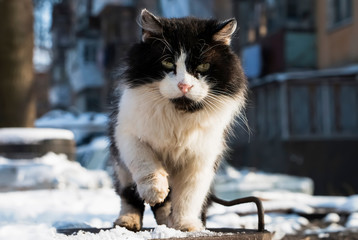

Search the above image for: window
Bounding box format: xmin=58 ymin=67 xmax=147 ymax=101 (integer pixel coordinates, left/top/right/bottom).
xmin=287 ymin=0 xmax=299 ymax=20
xmin=328 ymin=0 xmax=353 ymax=28
xmin=84 ymin=43 xmax=97 ymax=63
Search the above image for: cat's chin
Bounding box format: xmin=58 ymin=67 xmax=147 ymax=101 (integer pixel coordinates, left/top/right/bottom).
xmin=170 ymin=96 xmax=204 ymax=113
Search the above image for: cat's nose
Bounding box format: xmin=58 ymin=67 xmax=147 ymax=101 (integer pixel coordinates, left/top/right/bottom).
xmin=177 ymin=82 xmax=193 ymax=94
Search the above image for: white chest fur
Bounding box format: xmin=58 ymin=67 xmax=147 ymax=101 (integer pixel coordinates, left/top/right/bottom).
xmin=116 ymin=83 xmax=241 ymax=171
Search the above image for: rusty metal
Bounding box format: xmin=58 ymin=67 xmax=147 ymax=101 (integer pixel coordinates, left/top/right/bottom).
xmin=210 ymin=195 xmax=265 ymax=232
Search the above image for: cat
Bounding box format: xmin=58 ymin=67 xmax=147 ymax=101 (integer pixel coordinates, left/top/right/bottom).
xmin=109 ymin=9 xmax=247 ymax=232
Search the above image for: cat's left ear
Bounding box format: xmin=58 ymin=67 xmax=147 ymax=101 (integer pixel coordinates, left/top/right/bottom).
xmin=141 ymin=9 xmax=163 ymax=42
xmin=213 ymin=19 xmax=237 ymax=45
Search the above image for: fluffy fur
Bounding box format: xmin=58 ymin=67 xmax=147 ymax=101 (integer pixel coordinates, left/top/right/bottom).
xmin=109 ymin=9 xmax=247 ymax=232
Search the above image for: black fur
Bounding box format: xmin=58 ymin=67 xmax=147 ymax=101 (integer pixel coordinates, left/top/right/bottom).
xmin=150 ymin=189 xmax=171 ymax=219
xmin=121 ymin=184 xmax=145 ymax=214
xmin=170 ymin=96 xmax=204 ymax=112
xmin=122 ymin=17 xmax=246 ymax=105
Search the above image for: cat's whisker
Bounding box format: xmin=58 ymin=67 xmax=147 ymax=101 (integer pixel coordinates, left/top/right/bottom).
xmin=149 ymin=35 xmax=174 ymax=54
xmin=199 ymin=43 xmax=224 ymax=57
xmin=205 ymin=94 xmax=231 ymax=107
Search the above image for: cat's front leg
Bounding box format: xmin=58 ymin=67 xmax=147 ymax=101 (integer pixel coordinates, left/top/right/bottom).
xmin=136 ymin=169 xmax=169 ymax=206
xmin=118 ymin=134 xmax=170 ymax=206
xmin=168 ymin=164 xmax=215 ymax=231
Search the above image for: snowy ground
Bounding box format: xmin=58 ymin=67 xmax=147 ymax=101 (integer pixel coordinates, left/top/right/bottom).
xmin=0 ymin=153 xmax=358 ymax=240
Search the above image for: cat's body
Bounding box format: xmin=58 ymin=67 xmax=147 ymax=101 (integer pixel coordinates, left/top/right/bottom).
xmin=109 ymin=9 xmax=247 ymax=232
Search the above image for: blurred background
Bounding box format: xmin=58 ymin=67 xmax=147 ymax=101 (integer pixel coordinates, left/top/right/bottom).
xmin=0 ymin=0 xmax=357 ymax=196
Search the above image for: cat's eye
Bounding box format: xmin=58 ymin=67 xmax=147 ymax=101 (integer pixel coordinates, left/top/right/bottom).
xmin=161 ymin=60 xmax=175 ymax=70
xmin=196 ymin=63 xmax=210 ymax=73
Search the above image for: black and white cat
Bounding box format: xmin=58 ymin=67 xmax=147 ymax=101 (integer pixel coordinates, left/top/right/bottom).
xmin=109 ymin=9 xmax=247 ymax=232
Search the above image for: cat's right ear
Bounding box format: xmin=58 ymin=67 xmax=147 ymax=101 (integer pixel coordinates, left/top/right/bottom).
xmin=141 ymin=9 xmax=162 ymax=42
xmin=213 ymin=18 xmax=237 ymax=45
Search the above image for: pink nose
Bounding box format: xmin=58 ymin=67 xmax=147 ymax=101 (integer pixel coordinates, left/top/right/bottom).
xmin=177 ymin=82 xmax=193 ymax=94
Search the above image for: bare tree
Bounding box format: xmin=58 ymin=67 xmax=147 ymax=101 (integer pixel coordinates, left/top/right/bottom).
xmin=0 ymin=0 xmax=35 ymax=127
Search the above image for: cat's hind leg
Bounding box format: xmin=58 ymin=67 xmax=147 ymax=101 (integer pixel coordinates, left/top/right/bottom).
xmin=113 ymin=164 xmax=145 ymax=231
xmin=151 ymin=190 xmax=171 ymax=225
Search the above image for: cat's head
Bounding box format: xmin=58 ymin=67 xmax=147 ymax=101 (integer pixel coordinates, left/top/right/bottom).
xmin=124 ymin=9 xmax=247 ymax=113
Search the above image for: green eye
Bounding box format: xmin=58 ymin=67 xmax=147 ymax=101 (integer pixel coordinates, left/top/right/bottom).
xmin=161 ymin=60 xmax=174 ymax=70
xmin=196 ymin=63 xmax=210 ymax=72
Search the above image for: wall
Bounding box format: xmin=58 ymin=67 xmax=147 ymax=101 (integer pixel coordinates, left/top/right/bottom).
xmin=316 ymin=0 xmax=358 ymax=69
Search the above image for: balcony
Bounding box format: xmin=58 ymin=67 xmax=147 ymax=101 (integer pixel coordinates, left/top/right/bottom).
xmin=242 ymin=29 xmax=316 ymax=78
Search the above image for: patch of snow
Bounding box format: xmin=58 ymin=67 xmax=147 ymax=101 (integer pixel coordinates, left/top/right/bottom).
xmin=35 ymin=110 xmax=108 ymax=144
xmin=266 ymin=214 xmax=309 ymax=240
xmin=56 ymin=225 xmax=223 ymax=240
xmin=0 ymin=128 xmax=74 ymax=144
xmin=87 ymin=136 xmax=109 ymax=150
xmin=340 ymin=195 xmax=358 ymax=212
xmin=0 ymin=152 xmax=112 ymax=191
xmin=253 ymin=191 xmax=349 ymax=211
xmin=346 ymin=212 xmax=358 ymax=228
xmin=0 ymin=188 xmax=230 ymax=240
xmin=0 ymin=153 xmax=357 ymax=240
xmin=76 ymin=136 xmax=109 ymax=170
xmin=0 ymin=189 xmax=119 ymax=228
xmin=304 ymin=223 xmax=345 ymax=235
xmin=324 ymin=213 xmax=340 ymax=223
xmin=34 ymin=47 xmax=52 ymax=73
xmin=0 ymin=224 xmax=57 ymax=240
xmin=214 ymin=165 xmax=314 ymax=200
xmin=318 ymin=232 xmax=330 ymax=238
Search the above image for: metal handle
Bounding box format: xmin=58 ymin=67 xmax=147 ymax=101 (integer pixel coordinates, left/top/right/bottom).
xmin=211 ymin=195 xmax=265 ymax=232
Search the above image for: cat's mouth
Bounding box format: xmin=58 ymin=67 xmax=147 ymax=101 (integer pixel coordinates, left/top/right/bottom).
xmin=170 ymin=96 xmax=204 ymax=113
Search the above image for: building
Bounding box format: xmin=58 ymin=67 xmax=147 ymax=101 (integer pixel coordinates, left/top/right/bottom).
xmin=50 ymin=0 xmax=162 ymax=112
xmin=50 ymin=0 xmax=235 ymax=112
xmin=50 ymin=0 xmax=75 ymax=110
xmin=232 ymin=0 xmax=358 ymax=195
xmin=316 ymin=0 xmax=358 ymax=69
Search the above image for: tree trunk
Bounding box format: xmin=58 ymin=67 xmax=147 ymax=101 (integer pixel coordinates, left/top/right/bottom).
xmin=0 ymin=0 xmax=35 ymax=127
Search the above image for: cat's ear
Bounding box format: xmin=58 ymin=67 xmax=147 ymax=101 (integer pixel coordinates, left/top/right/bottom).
xmin=141 ymin=9 xmax=162 ymax=42
xmin=213 ymin=19 xmax=237 ymax=45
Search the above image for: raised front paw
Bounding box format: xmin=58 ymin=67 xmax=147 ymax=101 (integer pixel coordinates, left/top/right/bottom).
xmin=136 ymin=170 xmax=169 ymax=206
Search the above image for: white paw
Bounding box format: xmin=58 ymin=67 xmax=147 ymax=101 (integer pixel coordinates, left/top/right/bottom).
xmin=137 ymin=170 xmax=169 ymax=206
xmin=114 ymin=213 xmax=142 ymax=231
xmin=168 ymin=217 xmax=204 ymax=232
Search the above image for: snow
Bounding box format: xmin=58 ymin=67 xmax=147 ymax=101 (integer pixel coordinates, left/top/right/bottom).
xmin=35 ymin=111 xmax=108 ymax=129
xmin=250 ymin=64 xmax=358 ymax=87
xmin=0 ymin=152 xmax=111 ymax=191
xmin=323 ymin=213 xmax=340 ymax=223
xmin=0 ymin=153 xmax=357 ymax=240
xmin=34 ymin=47 xmax=52 ymax=73
xmin=346 ymin=212 xmax=358 ymax=228
xmin=76 ymin=136 xmax=109 ymax=170
xmin=214 ymin=164 xmax=314 ymax=199
xmin=253 ymin=191 xmax=357 ymax=213
xmin=304 ymin=223 xmax=346 ymax=235
xmin=35 ymin=110 xmax=108 ymax=144
xmin=0 ymin=128 xmax=74 ymax=144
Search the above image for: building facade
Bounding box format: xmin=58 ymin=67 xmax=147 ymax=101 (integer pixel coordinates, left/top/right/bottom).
xmin=50 ymin=0 xmax=235 ymax=112
xmin=316 ymin=0 xmax=358 ymax=69
xmin=232 ymin=0 xmax=358 ymax=195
